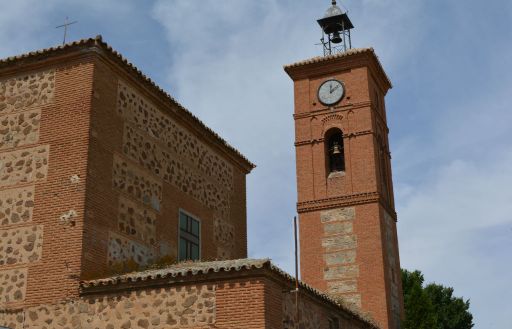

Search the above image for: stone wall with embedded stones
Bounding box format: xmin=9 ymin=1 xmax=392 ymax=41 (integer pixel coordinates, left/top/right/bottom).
xmin=109 ymin=154 xmax=161 ymax=267
xmin=107 ymin=232 xmax=156 ymax=267
xmin=0 ymin=145 xmax=49 ymax=187
xmin=0 ymin=226 xmax=43 ymax=266
xmin=0 ymin=268 xmax=28 ymax=304
xmin=320 ymin=207 xmax=361 ymax=307
xmin=112 ymin=154 xmax=162 ymax=211
xmin=117 ymin=83 xmax=233 ymax=192
xmin=0 ymin=71 xmax=54 ymax=115
xmin=0 ymin=186 xmax=35 ymax=227
xmin=103 ymin=80 xmax=238 ymax=267
xmin=122 ymin=123 xmax=229 ymax=216
xmin=0 ymin=69 xmax=54 ymax=309
xmin=0 ymin=110 xmax=41 ymax=150
xmin=117 ymin=196 xmax=157 ymax=245
xmin=0 ymin=284 xmax=216 ymax=329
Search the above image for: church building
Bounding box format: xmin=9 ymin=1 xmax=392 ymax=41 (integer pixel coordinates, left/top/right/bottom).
xmin=0 ymin=2 xmax=402 ymax=329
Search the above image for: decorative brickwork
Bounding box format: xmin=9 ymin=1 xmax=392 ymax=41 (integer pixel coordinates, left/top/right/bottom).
xmin=0 ymin=145 xmax=49 ymax=187
xmin=0 ymin=70 xmax=55 ymax=115
xmin=0 ymin=268 xmax=28 ymax=304
xmin=0 ymin=284 xmax=215 ymax=329
xmin=107 ymin=232 xmax=156 ymax=266
xmin=0 ymin=186 xmax=35 ymax=226
xmin=117 ymin=82 xmax=233 ymax=191
xmin=117 ymin=82 xmax=238 ymax=260
xmin=112 ymin=154 xmax=162 ymax=211
xmin=0 ymin=225 xmax=43 ymax=266
xmin=118 ymin=195 xmax=157 ymax=245
xmin=0 ymin=110 xmax=41 ymax=150
xmin=122 ymin=123 xmax=229 ymax=218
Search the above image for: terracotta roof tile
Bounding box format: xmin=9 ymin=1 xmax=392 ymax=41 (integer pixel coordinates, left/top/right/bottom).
xmin=284 ymin=48 xmax=374 ymax=69
xmin=0 ymin=35 xmax=255 ymax=170
xmin=81 ymin=258 xmax=268 ymax=288
xmin=81 ymin=258 xmax=379 ymax=328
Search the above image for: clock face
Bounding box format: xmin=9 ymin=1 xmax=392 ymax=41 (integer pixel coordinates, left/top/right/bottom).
xmin=318 ymin=79 xmax=345 ymax=106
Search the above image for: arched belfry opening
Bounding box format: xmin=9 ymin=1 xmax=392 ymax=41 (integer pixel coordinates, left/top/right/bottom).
xmin=325 ymin=128 xmax=345 ymax=174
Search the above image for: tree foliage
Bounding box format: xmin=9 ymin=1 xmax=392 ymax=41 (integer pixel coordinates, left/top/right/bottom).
xmin=401 ymin=269 xmax=474 ymax=329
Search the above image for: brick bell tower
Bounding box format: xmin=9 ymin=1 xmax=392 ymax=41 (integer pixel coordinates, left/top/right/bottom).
xmin=284 ymin=2 xmax=404 ymax=329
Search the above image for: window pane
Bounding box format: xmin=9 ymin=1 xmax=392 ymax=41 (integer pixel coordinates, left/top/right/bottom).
xmin=179 ymin=211 xmax=201 ymax=261
xmin=179 ymin=238 xmax=187 ymax=261
xmin=191 ymin=244 xmax=199 ymax=260
xmin=179 ymin=213 xmax=188 ymax=230
xmin=191 ymin=219 xmax=199 ymax=236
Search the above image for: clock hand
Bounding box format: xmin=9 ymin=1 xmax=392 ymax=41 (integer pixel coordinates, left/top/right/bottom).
xmin=331 ymin=85 xmax=340 ymax=93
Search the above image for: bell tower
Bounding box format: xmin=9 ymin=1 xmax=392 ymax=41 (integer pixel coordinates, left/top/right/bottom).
xmin=284 ymin=2 xmax=404 ymax=329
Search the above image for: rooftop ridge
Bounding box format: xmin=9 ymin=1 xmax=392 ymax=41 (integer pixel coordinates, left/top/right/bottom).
xmin=0 ymin=35 xmax=255 ymax=171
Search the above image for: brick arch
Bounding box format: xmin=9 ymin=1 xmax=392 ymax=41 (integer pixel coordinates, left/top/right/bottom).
xmin=319 ymin=114 xmax=345 ymax=140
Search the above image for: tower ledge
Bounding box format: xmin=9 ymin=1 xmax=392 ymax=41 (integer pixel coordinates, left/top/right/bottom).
xmin=284 ymin=48 xmax=392 ymax=92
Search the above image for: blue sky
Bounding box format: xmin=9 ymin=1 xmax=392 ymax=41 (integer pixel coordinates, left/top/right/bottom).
xmin=1 ymin=0 xmax=511 ymax=327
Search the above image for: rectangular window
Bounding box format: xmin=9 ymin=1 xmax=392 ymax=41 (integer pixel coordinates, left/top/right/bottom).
xmin=178 ymin=211 xmax=200 ymax=261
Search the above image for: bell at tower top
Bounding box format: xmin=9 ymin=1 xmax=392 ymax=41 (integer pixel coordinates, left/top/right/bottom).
xmin=317 ymin=1 xmax=354 ymax=56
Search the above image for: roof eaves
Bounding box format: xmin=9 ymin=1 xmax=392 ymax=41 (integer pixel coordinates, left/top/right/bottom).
xmin=0 ymin=35 xmax=255 ymax=171
xmin=80 ymin=258 xmax=379 ymax=328
xmin=283 ymin=48 xmax=392 ymax=90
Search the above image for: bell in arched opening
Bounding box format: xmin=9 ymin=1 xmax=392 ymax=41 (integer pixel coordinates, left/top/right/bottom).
xmin=326 ymin=129 xmax=345 ymax=173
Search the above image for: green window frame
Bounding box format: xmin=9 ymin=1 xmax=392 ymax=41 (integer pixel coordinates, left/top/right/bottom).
xmin=179 ymin=211 xmax=200 ymax=261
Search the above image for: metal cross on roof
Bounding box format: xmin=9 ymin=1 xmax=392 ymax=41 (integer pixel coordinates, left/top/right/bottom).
xmin=56 ymin=17 xmax=78 ymax=45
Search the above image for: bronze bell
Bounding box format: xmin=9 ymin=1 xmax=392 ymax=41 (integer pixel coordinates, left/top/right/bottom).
xmin=331 ymin=31 xmax=342 ymax=44
xmin=331 ymin=143 xmax=342 ymax=155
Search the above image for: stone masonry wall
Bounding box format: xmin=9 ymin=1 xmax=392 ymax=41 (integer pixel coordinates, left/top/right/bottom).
xmin=0 ymin=145 xmax=49 ymax=186
xmin=107 ymin=232 xmax=156 ymax=267
xmin=117 ymin=195 xmax=157 ymax=245
xmin=0 ymin=110 xmax=41 ymax=150
xmin=321 ymin=207 xmax=361 ymax=307
xmin=0 ymin=69 xmax=53 ymax=309
xmin=0 ymin=284 xmax=216 ymax=329
xmin=104 ymin=80 xmax=237 ymax=268
xmin=0 ymin=226 xmax=43 ymax=266
xmin=0 ymin=268 xmax=28 ymax=304
xmin=0 ymin=186 xmax=34 ymax=226
xmin=0 ymin=71 xmax=54 ymax=115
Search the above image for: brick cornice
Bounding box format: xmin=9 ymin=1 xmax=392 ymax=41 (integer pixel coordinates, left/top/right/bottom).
xmin=293 ymin=101 xmax=372 ymax=120
xmin=284 ymin=48 xmax=392 ymax=93
xmin=297 ymin=191 xmax=397 ymax=221
xmin=297 ymin=192 xmax=380 ymax=213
